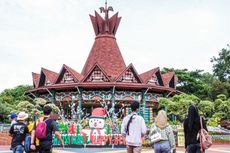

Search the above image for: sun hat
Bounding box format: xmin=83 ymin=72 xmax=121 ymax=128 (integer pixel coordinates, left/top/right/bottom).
xmin=17 ymin=112 xmax=29 ymax=121
xmin=10 ymin=113 xmax=17 ymax=119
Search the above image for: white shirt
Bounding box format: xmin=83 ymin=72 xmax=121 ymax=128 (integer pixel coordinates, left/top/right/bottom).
xmin=121 ymin=112 xmax=147 ymax=146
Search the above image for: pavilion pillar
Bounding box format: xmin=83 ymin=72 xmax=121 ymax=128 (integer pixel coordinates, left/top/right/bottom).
xmin=77 ymin=87 xmax=83 ymax=120
xmin=50 ymin=90 xmax=55 ymax=103
xmin=111 ymin=86 xmax=116 ymax=148
xmin=141 ymin=89 xmax=147 ymax=121
xmin=111 ymin=86 xmax=116 ymax=123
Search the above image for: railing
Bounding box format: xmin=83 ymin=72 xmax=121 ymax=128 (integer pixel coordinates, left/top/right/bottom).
xmin=0 ymin=124 xmax=11 ymax=132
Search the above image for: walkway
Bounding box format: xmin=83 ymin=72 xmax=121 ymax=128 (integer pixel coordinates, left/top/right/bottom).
xmin=0 ymin=145 xmax=229 ymax=153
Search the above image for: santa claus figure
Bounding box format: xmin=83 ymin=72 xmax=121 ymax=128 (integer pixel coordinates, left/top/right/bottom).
xmin=89 ymin=107 xmax=106 ymax=144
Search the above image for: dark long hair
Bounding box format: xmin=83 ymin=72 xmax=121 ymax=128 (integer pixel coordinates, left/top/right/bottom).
xmin=187 ymin=105 xmax=199 ymax=132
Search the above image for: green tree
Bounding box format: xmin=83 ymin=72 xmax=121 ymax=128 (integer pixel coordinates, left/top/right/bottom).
xmin=211 ymin=45 xmax=230 ymax=82
xmin=197 ymin=100 xmax=214 ymax=118
xmin=0 ymin=85 xmax=33 ymax=122
xmin=214 ymin=94 xmax=230 ymax=120
xmin=0 ymin=85 xmax=33 ymax=104
xmin=209 ymin=81 xmax=230 ymax=99
xmin=159 ymin=94 xmax=201 ymax=122
xmin=162 ymin=68 xmax=213 ymax=99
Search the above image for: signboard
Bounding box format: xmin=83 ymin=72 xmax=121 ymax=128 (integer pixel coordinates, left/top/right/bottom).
xmin=177 ymin=126 xmax=185 ymax=147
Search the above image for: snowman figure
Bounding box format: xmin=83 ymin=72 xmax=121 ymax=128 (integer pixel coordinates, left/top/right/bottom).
xmin=89 ymin=107 xmax=106 ymax=144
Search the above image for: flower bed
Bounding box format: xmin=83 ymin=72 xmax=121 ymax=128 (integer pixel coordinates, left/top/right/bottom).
xmin=211 ymin=134 xmax=230 ymax=144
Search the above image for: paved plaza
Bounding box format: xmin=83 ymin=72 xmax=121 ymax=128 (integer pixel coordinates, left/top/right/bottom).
xmin=0 ymin=145 xmax=229 ymax=153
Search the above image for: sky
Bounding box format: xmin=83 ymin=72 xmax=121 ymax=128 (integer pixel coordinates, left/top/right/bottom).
xmin=0 ymin=0 xmax=230 ymax=92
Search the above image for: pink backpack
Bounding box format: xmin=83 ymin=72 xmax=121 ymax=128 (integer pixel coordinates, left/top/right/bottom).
xmin=199 ymin=117 xmax=212 ymax=151
xmin=35 ymin=118 xmax=50 ymax=139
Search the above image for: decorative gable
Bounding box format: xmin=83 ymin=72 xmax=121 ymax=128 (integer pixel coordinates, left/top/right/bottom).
xmin=140 ymin=67 xmax=164 ymax=86
xmin=116 ymin=64 xmax=142 ymax=83
xmin=162 ymin=72 xmax=177 ymax=88
xmin=32 ymin=72 xmax=40 ymax=88
xmin=83 ymin=64 xmax=110 ymax=82
xmin=38 ymin=68 xmax=58 ymax=87
xmin=60 ymin=69 xmax=75 ymax=83
xmin=45 ymin=79 xmax=51 ymax=86
xmin=148 ymin=70 xmax=164 ymax=86
xmin=147 ymin=74 xmax=159 ymax=85
xmin=55 ymin=64 xmax=83 ymax=84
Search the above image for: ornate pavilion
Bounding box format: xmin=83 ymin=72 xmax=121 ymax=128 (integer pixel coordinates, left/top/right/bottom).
xmin=26 ymin=4 xmax=179 ymax=122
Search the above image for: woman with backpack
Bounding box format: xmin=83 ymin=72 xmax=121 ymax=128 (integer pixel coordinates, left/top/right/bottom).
xmin=149 ymin=110 xmax=175 ymax=153
xmin=184 ymin=105 xmax=208 ymax=153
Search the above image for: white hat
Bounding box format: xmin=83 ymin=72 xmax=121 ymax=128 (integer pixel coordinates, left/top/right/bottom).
xmin=17 ymin=112 xmax=29 ymax=121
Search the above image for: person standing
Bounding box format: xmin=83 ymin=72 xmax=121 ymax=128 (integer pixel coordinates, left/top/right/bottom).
xmin=121 ymin=101 xmax=147 ymax=153
xmin=9 ymin=112 xmax=29 ymax=153
xmin=149 ymin=110 xmax=175 ymax=153
xmin=10 ymin=113 xmax=17 ymax=125
xmin=184 ymin=105 xmax=208 ymax=153
xmin=30 ymin=105 xmax=64 ymax=153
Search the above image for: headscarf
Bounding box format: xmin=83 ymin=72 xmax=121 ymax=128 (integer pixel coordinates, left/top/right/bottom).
xmin=155 ymin=110 xmax=168 ymax=129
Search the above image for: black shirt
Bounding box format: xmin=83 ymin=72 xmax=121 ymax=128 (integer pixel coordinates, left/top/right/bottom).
xmin=39 ymin=117 xmax=58 ymax=142
xmin=9 ymin=121 xmax=29 ymax=148
xmin=38 ymin=117 xmax=59 ymax=150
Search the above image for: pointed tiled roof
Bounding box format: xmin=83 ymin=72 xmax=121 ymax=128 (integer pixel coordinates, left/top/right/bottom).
xmin=55 ymin=64 xmax=83 ymax=83
xmin=38 ymin=68 xmax=58 ymax=87
xmin=115 ymin=63 xmax=143 ymax=83
xmin=82 ymin=63 xmax=111 ymax=82
xmin=140 ymin=67 xmax=159 ymax=83
xmin=26 ymin=6 xmax=180 ymax=96
xmin=81 ymin=10 xmax=126 ymax=79
xmin=32 ymin=72 xmax=40 ymax=88
xmin=64 ymin=64 xmax=84 ymax=81
xmin=162 ymin=72 xmax=176 ymax=88
xmin=81 ymin=34 xmax=126 ymax=79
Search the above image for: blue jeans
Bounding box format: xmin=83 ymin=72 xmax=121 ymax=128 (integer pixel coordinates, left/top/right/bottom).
xmin=187 ymin=144 xmax=202 ymax=153
xmin=153 ymin=141 xmax=171 ymax=153
xmin=12 ymin=145 xmax=24 ymax=153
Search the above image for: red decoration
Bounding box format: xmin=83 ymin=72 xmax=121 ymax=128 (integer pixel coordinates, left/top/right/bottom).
xmin=91 ymin=108 xmax=106 ymax=118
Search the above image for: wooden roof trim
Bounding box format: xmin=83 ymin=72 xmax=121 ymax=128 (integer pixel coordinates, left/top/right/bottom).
xmin=81 ymin=63 xmax=112 ymax=82
xmin=115 ymin=63 xmax=143 ymax=83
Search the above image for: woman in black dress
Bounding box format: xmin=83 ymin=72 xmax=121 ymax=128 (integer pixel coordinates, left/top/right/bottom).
xmin=184 ymin=105 xmax=207 ymax=153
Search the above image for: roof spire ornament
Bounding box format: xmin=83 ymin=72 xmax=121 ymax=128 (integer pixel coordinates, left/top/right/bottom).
xmin=89 ymin=1 xmax=121 ymax=36
xmin=99 ymin=0 xmax=113 ymax=32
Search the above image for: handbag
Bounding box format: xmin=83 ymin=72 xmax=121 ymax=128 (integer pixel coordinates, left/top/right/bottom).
xmin=150 ymin=125 xmax=162 ymax=143
xmin=150 ymin=132 xmax=162 ymax=143
xmin=199 ymin=117 xmax=212 ymax=151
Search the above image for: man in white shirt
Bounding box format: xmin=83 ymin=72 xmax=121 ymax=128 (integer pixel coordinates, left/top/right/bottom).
xmin=121 ymin=101 xmax=147 ymax=153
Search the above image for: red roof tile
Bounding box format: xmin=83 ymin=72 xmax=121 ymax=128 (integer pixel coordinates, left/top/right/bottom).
xmin=81 ymin=10 xmax=126 ymax=79
xmin=140 ymin=67 xmax=159 ymax=83
xmin=162 ymin=72 xmax=175 ymax=87
xmin=55 ymin=64 xmax=83 ymax=83
xmin=64 ymin=64 xmax=84 ymax=81
xmin=39 ymin=68 xmax=58 ymax=86
xmin=82 ymin=63 xmax=111 ymax=82
xmin=32 ymin=72 xmax=40 ymax=88
xmin=29 ymin=7 xmax=180 ymax=95
xmin=115 ymin=63 xmax=143 ymax=83
xmin=81 ymin=34 xmax=126 ymax=79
